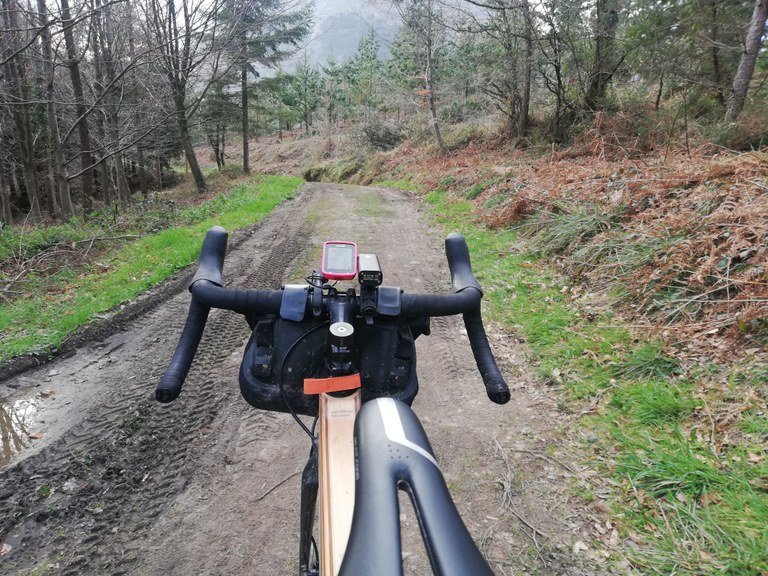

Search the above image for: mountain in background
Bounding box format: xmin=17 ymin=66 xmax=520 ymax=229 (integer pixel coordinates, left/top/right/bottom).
xmin=298 ymin=0 xmax=401 ymax=66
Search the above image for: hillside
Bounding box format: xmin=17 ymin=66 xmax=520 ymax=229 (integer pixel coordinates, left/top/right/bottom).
xmin=242 ymin=129 xmax=767 ymax=367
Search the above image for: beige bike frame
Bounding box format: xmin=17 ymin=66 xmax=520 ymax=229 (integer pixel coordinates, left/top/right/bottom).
xmin=317 ymin=390 xmax=361 ymax=576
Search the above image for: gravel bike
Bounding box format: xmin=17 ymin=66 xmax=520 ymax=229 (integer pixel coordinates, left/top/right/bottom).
xmin=156 ymin=226 xmax=511 ymax=575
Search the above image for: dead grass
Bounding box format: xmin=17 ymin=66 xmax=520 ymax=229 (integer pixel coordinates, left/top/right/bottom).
xmin=463 ymin=148 xmax=767 ymax=361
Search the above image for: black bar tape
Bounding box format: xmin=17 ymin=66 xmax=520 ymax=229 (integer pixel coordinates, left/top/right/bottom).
xmin=463 ymin=308 xmax=510 ymax=404
xmin=400 ymin=289 xmax=481 ymax=317
xmin=190 ymin=281 xmax=283 ymax=315
xmin=155 ymin=299 xmax=210 ymax=403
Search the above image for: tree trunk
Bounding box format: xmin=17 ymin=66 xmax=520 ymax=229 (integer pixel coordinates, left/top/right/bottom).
xmin=113 ymin=149 xmax=132 ymax=205
xmin=60 ymin=0 xmax=95 ymax=210
xmin=0 ymin=163 xmax=12 ymax=225
xmin=98 ymin=0 xmax=131 ymax=206
xmin=220 ymin=127 xmax=226 ymax=167
xmin=584 ymin=0 xmax=620 ymax=111
xmin=1 ymin=0 xmax=42 ymax=221
xmin=155 ymin=148 xmax=163 ymax=192
xmin=90 ymin=14 xmax=112 ymax=205
xmin=425 ymin=40 xmax=444 ymax=150
xmin=38 ymin=0 xmax=74 ymax=217
xmin=174 ymin=94 xmax=207 ymax=191
xmin=709 ymin=0 xmax=725 ymax=107
xmin=128 ymin=1 xmax=147 ymax=199
xmin=655 ymin=73 xmax=664 ymax=111
xmin=242 ymin=64 xmax=250 ymax=173
xmin=725 ymin=0 xmax=768 ymax=122
xmin=209 ymin=130 xmax=222 ymax=170
xmin=137 ymin=145 xmax=148 ymax=198
xmin=518 ymin=0 xmax=533 ymax=139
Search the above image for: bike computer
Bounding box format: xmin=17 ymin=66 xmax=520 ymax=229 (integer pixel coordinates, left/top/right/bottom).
xmin=321 ymin=241 xmax=358 ymax=280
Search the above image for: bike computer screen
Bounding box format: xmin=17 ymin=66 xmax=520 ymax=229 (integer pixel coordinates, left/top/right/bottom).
xmin=321 ymin=241 xmax=358 ymax=280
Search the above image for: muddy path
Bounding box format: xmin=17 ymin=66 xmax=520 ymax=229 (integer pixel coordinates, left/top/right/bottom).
xmin=0 ymin=183 xmax=616 ymax=575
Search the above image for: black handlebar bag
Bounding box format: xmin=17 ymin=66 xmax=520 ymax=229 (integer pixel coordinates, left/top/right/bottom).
xmin=238 ymin=287 xmax=425 ymax=417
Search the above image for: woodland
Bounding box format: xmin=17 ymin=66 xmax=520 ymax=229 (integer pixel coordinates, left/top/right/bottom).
xmin=0 ymin=0 xmax=766 ymax=223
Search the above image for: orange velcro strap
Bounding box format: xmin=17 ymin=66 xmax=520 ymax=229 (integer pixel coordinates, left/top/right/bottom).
xmin=304 ymin=373 xmax=362 ymax=395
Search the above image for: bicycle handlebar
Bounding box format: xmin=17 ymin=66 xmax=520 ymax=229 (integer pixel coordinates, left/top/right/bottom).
xmin=156 ymin=228 xmax=510 ymax=405
xmin=155 ymin=226 xmax=228 ymax=403
xmin=155 ymin=299 xmax=210 ymax=403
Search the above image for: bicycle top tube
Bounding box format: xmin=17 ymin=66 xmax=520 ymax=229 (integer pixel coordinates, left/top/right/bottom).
xmin=339 ymin=398 xmax=494 ymax=576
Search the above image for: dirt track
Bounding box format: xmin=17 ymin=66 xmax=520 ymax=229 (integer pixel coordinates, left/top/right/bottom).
xmin=0 ymin=183 xmax=617 ymax=575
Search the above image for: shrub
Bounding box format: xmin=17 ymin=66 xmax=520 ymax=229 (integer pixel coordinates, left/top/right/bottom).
xmin=519 ymin=204 xmax=622 ymax=256
xmin=355 ymin=121 xmax=404 ymax=151
xmin=302 ymin=157 xmax=365 ymax=183
xmin=442 ymin=125 xmax=488 ymax=151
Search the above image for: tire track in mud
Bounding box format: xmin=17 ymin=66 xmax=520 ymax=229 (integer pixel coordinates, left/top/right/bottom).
xmin=0 ymin=188 xmax=316 ymax=575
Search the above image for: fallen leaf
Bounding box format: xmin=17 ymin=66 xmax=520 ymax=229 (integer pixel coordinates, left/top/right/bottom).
xmin=699 ymin=550 xmax=715 ymax=563
xmin=573 ymin=541 xmax=589 ymax=554
xmin=28 ymin=433 xmax=43 ymax=440
xmin=0 ymin=543 xmax=11 ymax=556
xmin=608 ymin=529 xmax=620 ymax=547
xmin=699 ymin=492 xmax=721 ymax=506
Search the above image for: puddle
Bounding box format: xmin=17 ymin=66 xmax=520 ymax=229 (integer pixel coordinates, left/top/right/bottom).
xmin=0 ymin=392 xmax=51 ymax=466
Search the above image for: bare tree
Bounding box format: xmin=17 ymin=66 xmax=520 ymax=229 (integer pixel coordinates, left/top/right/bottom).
xmin=139 ymin=0 xmax=233 ymax=192
xmin=0 ymin=124 xmax=13 ymax=223
xmin=60 ymin=0 xmax=97 ymax=209
xmin=391 ymin=0 xmax=446 ymax=149
xmin=91 ymin=0 xmax=132 ymax=205
xmin=0 ymin=0 xmax=42 ymax=220
xmin=461 ymin=0 xmax=534 ymax=140
xmin=37 ymin=0 xmax=74 ymax=217
xmin=725 ymin=0 xmax=768 ymax=122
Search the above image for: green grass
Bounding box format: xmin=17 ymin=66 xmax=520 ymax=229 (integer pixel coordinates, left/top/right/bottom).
xmin=613 ymin=343 xmax=682 ymax=380
xmin=615 ymin=428 xmax=768 ymax=574
xmin=517 ymin=204 xmax=621 ymax=256
xmin=741 ymin=413 xmax=768 ymax=436
xmin=610 ymin=381 xmax=696 ymax=424
xmin=570 ymin=233 xmax=672 ymax=276
xmin=464 ymin=182 xmax=486 ymax=200
xmin=371 ymin=179 xmax=418 ymax=192
xmin=424 ymin=188 xmax=768 ymax=575
xmin=0 ymin=219 xmax=99 ymax=263
xmin=427 ymin=190 xmax=630 ymax=397
xmin=0 ymin=176 xmax=302 ymax=361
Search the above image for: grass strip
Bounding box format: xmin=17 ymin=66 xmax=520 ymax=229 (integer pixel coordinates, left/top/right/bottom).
xmin=424 ymin=189 xmax=768 ymax=575
xmin=0 ymin=175 xmax=302 ymax=362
